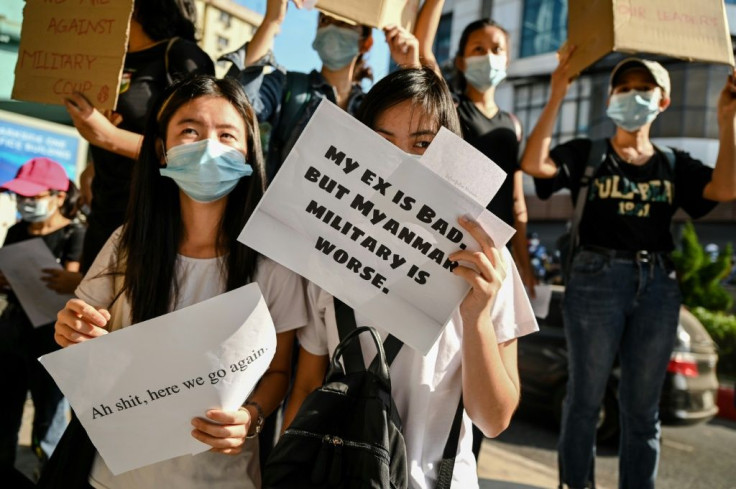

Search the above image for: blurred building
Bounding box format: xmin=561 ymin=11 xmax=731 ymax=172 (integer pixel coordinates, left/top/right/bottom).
xmin=194 ymin=0 xmax=262 ymax=77
xmin=434 ymin=0 xmax=736 ymax=249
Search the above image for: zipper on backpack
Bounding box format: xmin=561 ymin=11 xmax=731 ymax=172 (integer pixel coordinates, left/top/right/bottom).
xmin=284 ymin=429 xmax=390 ymax=464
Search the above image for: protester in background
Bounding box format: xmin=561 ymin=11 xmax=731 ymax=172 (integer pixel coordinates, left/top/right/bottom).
xmin=64 ymin=0 xmax=214 ymax=272
xmin=49 ymin=76 xmax=307 ymax=489
xmin=283 ymin=67 xmax=538 ymax=489
xmin=230 ymin=0 xmax=419 ymax=181
xmin=0 ymin=157 xmax=85 ymax=480
xmin=521 ymin=50 xmax=736 ymax=489
xmin=416 ymin=3 xmax=537 ymax=298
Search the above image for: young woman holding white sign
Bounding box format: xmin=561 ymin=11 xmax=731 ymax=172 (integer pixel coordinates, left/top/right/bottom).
xmin=48 ymin=76 xmax=307 ymax=489
xmin=283 ymin=67 xmax=538 ymax=489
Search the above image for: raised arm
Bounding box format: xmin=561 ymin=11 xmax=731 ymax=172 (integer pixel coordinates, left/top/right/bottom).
xmin=64 ymin=94 xmax=142 ymax=160
xmin=520 ymin=45 xmax=575 ymax=179
xmin=413 ymin=0 xmax=445 ymax=73
xmin=245 ymin=0 xmax=302 ymax=66
xmin=704 ymin=68 xmax=736 ymax=202
xmin=450 ymin=217 xmax=521 ymax=437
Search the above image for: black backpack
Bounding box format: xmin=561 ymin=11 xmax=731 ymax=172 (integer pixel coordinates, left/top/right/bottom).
xmin=263 ymin=299 xmax=463 ymax=489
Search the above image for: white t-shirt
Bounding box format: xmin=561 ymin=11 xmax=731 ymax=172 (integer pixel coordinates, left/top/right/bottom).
xmin=76 ymin=229 xmax=308 ymax=489
xmin=298 ymin=247 xmax=538 ymax=489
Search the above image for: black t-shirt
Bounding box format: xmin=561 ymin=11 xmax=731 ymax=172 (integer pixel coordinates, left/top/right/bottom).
xmin=3 ymin=221 xmax=86 ymax=263
xmin=457 ymin=97 xmax=520 ymax=226
xmin=88 ymin=39 xmax=214 ymax=232
xmin=535 ymin=138 xmax=717 ymax=251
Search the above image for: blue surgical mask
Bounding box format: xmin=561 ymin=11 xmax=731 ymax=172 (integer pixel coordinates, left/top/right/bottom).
xmin=18 ymin=197 xmax=55 ymax=222
xmin=463 ymin=54 xmax=507 ymax=92
xmin=160 ymin=139 xmax=252 ymax=203
xmin=606 ymin=89 xmax=662 ymax=132
xmin=312 ymin=24 xmax=361 ymax=71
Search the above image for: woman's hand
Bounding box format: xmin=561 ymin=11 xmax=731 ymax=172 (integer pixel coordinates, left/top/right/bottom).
xmin=64 ymin=92 xmax=120 ymax=150
xmin=42 ymin=269 xmax=83 ymax=294
xmin=449 ymin=216 xmax=507 ymax=322
xmin=191 ymin=407 xmax=252 ymax=455
xmin=384 ymin=24 xmax=420 ymax=69
xmin=550 ymin=44 xmax=576 ymax=102
xmin=55 ymin=298 xmax=110 ymax=347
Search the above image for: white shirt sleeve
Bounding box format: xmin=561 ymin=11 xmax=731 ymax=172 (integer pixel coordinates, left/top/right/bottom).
xmin=74 ymin=227 xmax=122 ymax=309
xmin=255 ymin=258 xmax=308 ymax=333
xmin=490 ymin=247 xmax=539 ymax=343
xmin=296 ymin=282 xmax=330 ymax=356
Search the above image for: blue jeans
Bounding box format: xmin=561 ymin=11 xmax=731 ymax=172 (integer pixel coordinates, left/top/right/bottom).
xmin=558 ymin=250 xmax=681 ymax=489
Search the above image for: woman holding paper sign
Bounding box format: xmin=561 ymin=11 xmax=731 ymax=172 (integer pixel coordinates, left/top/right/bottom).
xmin=232 ymin=0 xmax=422 ymax=181
xmin=283 ymin=67 xmax=538 ymax=489
xmin=49 ymin=76 xmax=307 ymax=489
xmin=520 ymin=51 xmax=736 ymax=489
xmin=64 ymin=0 xmax=214 ymax=274
xmin=0 ymin=157 xmax=84 ymax=477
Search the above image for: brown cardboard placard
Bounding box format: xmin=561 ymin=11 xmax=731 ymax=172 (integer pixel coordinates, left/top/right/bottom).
xmin=316 ymin=0 xmax=420 ymax=31
xmin=567 ymin=0 xmax=734 ymax=77
xmin=12 ymin=0 xmax=135 ymax=111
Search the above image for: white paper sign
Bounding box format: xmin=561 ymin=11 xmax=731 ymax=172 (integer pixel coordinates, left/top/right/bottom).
xmin=39 ymin=283 xmax=275 ymax=475
xmin=239 ymin=100 xmax=513 ymax=354
xmin=0 ymin=237 xmax=74 ymax=327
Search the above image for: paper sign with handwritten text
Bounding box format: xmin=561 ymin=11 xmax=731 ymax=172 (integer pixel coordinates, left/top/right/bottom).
xmin=12 ymin=0 xmax=134 ymax=111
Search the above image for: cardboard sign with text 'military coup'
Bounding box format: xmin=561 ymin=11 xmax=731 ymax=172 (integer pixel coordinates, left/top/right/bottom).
xmin=12 ymin=0 xmax=134 ymax=111
xmin=567 ymin=0 xmax=735 ymax=77
xmin=316 ymin=0 xmax=420 ymax=31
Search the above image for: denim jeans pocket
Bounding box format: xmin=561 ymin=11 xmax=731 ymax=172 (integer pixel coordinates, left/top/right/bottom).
xmin=570 ymin=250 xmax=610 ymax=277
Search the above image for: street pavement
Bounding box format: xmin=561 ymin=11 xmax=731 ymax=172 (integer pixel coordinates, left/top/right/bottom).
xmin=15 ymin=397 xmax=735 ymax=488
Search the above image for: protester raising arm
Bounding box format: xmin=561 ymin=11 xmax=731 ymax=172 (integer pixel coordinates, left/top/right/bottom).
xmin=413 ymin=0 xmax=445 ymax=73
xmin=704 ymin=68 xmax=736 ymax=202
xmin=519 ymin=45 xmax=575 ymax=178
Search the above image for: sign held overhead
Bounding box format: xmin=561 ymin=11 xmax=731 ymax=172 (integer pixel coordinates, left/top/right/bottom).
xmin=12 ymin=0 xmax=135 ymax=111
xmin=567 ymin=0 xmax=734 ymax=77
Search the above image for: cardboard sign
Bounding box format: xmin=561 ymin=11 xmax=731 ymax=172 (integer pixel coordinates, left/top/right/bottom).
xmin=39 ymin=283 xmax=276 ymax=475
xmin=316 ymin=0 xmax=420 ymax=30
xmin=12 ymin=0 xmax=135 ymax=111
xmin=239 ymin=100 xmax=515 ymax=354
xmin=567 ymin=0 xmax=734 ymax=76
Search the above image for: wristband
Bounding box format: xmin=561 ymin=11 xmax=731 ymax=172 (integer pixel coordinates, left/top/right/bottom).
xmin=244 ymin=401 xmax=264 ymax=439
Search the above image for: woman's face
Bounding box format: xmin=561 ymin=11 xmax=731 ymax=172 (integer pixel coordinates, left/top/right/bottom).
xmin=373 ymin=100 xmax=438 ymax=156
xmin=462 ymin=25 xmax=508 ymax=61
xmin=164 ymin=95 xmax=247 ymax=157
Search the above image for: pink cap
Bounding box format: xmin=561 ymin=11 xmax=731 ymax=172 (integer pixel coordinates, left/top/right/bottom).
xmin=1 ymin=157 xmax=70 ymax=197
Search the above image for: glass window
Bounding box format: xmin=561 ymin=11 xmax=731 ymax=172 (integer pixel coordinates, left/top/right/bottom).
xmin=219 ymin=11 xmax=232 ymax=28
xmin=520 ymin=0 xmax=567 ymax=58
xmin=217 ymin=35 xmax=229 ymax=50
xmin=433 ymin=13 xmax=453 ymax=66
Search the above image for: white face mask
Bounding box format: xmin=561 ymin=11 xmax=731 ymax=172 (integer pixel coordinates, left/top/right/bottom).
xmin=606 ymin=89 xmax=662 ymax=132
xmin=463 ymin=53 xmax=508 ymax=92
xmin=18 ymin=196 xmax=56 ymax=223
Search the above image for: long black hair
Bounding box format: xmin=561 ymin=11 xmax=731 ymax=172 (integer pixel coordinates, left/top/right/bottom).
xmin=454 ymin=19 xmax=510 ymax=94
xmin=57 ymin=180 xmax=80 ymax=220
xmin=134 ymin=0 xmax=198 ymax=42
xmin=357 ymin=67 xmax=462 ymax=136
xmin=118 ymin=75 xmax=265 ymax=324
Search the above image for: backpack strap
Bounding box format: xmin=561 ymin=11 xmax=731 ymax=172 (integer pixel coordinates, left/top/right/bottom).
xmin=434 ymin=397 xmax=465 ymax=489
xmin=563 ymin=138 xmax=607 ymax=280
xmin=507 ymin=112 xmax=523 ymax=143
xmin=333 ymin=297 xmax=365 ymax=373
xmin=653 ymin=144 xmax=676 ymax=171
